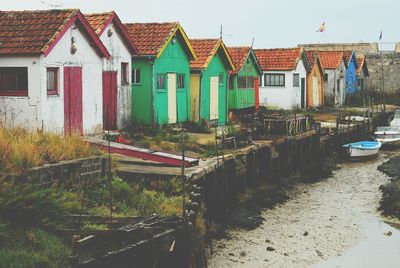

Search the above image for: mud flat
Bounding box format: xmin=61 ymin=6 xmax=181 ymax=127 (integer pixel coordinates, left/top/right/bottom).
xmin=208 ymin=153 xmax=400 ymax=268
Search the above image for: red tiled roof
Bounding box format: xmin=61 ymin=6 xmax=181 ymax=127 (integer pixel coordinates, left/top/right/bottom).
xmin=189 ymin=39 xmax=220 ymax=69
xmin=343 ymin=50 xmax=353 ymax=65
xmin=85 ymin=12 xmax=113 ymax=35
xmin=356 ymin=55 xmax=365 ymax=76
xmin=0 ymin=9 xmax=77 ymax=55
xmin=305 ymin=50 xmax=325 ymax=74
xmin=318 ymin=51 xmax=344 ymax=69
xmin=0 ymin=9 xmax=110 ymax=58
xmin=124 ymin=22 xmax=179 ymax=56
xmin=305 ymin=51 xmax=318 ymax=66
xmin=254 ymin=48 xmax=302 ymax=71
xmin=227 ymin=46 xmax=251 ymax=74
xmin=85 ymin=11 xmax=137 ymax=54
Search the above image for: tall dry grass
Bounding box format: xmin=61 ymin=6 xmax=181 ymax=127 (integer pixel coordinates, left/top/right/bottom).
xmin=0 ymin=126 xmax=100 ymax=174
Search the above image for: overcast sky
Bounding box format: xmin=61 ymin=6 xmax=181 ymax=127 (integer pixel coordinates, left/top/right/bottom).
xmin=1 ymin=0 xmax=399 ymax=50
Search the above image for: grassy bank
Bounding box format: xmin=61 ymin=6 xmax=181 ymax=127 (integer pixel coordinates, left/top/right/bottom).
xmin=0 ymin=126 xmax=187 ymax=267
xmin=0 ymin=174 xmax=185 ymax=267
xmin=0 ymin=126 xmax=100 ymax=174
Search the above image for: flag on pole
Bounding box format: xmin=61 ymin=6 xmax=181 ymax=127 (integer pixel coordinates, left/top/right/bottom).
xmin=379 ymin=30 xmax=382 ymax=41
xmin=316 ymin=21 xmax=325 ymax=32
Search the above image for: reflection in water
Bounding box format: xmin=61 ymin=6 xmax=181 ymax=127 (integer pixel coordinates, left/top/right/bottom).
xmin=315 ymin=218 xmax=400 ymax=268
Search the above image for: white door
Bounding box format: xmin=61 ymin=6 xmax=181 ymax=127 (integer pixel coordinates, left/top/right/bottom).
xmin=312 ymin=76 xmax=319 ymax=107
xmin=210 ymin=76 xmax=219 ymax=120
xmin=167 ymin=73 xmax=177 ymax=123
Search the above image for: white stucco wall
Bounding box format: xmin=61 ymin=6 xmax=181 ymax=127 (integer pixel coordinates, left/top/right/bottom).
xmin=259 ymin=60 xmax=307 ymax=110
xmin=0 ymin=56 xmax=41 ymax=128
xmin=1 ymin=22 xmax=104 ymax=134
xmin=99 ymin=23 xmax=132 ymax=129
xmin=42 ymin=22 xmax=104 ymax=134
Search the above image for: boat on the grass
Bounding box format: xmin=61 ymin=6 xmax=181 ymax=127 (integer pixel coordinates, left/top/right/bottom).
xmin=342 ymin=141 xmax=382 ymax=159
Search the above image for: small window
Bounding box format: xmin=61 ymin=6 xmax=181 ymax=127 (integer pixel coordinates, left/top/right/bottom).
xmin=264 ymin=74 xmax=285 ymax=86
xmin=259 ymin=75 xmax=263 ymax=87
xmin=237 ymin=76 xmax=247 ymax=89
xmin=293 ymin=73 xmax=299 ymax=87
xmin=247 ymin=76 xmax=254 ymax=88
xmin=0 ymin=67 xmax=28 ymax=96
xmin=177 ymin=74 xmax=185 ymax=89
xmin=156 ymin=74 xmax=166 ymax=89
xmin=265 ymin=74 xmax=270 ymax=86
xmin=324 ymin=73 xmax=328 ymax=82
xmin=228 ymin=76 xmax=234 ymax=90
xmin=219 ymin=73 xmax=224 ymax=86
xmin=279 ymin=75 xmax=284 ymax=86
xmin=121 ymin=62 xmax=129 ymax=84
xmin=46 ymin=67 xmax=59 ymax=95
xmin=132 ymin=68 xmax=141 ymax=84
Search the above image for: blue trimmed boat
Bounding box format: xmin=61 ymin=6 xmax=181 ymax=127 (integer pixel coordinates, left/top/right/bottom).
xmin=342 ymin=141 xmax=382 ymax=159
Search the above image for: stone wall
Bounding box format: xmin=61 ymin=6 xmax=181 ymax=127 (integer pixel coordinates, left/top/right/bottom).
xmin=10 ymin=156 xmax=110 ymax=185
xmin=299 ymin=43 xmax=379 ymax=54
xmin=365 ymin=52 xmax=400 ymax=94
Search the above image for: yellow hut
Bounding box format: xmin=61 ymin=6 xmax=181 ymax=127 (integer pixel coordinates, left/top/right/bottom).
xmin=305 ymin=51 xmax=325 ymax=108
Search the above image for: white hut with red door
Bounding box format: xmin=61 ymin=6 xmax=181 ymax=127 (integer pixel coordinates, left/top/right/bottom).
xmin=0 ymin=9 xmax=109 ymax=134
xmin=85 ymin=11 xmax=137 ymax=130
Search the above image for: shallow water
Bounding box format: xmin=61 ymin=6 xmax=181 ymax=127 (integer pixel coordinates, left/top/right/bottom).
xmin=315 ymin=218 xmax=400 ymax=268
xmin=208 ymin=152 xmax=400 ymax=268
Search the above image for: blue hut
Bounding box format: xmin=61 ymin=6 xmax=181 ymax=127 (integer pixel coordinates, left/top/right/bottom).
xmin=344 ymin=51 xmax=359 ymax=94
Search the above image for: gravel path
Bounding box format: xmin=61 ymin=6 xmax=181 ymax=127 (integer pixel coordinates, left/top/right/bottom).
xmin=208 ymin=153 xmax=398 ymax=268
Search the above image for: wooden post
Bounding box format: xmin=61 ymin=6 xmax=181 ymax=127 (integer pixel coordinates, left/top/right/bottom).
xmin=367 ymin=97 xmax=371 ymax=131
xmin=372 ymin=98 xmax=375 ymax=119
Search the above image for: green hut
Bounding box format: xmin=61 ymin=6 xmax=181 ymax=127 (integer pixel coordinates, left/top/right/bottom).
xmin=189 ymin=39 xmax=235 ymax=125
xmin=226 ymin=47 xmax=263 ymax=113
xmin=125 ymin=22 xmax=197 ymax=125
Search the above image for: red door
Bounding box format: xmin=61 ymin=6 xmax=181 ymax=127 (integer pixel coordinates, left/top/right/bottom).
xmin=64 ymin=66 xmax=83 ymax=134
xmin=102 ymin=71 xmax=118 ymax=130
xmin=254 ymin=77 xmax=260 ymax=112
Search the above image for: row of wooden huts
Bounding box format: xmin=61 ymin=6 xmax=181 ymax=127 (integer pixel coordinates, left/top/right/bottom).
xmin=0 ymin=9 xmax=369 ymax=134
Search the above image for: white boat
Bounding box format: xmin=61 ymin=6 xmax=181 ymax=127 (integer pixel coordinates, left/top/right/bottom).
xmin=390 ymin=109 xmax=400 ymax=127
xmin=374 ymin=127 xmax=400 ymax=144
xmin=374 ymin=109 xmax=400 ymax=144
xmin=342 ymin=141 xmax=382 ymax=159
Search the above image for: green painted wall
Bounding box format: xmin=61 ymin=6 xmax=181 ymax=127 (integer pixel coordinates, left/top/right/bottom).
xmin=131 ymin=59 xmax=153 ymax=124
xmin=228 ymin=53 xmax=259 ymax=110
xmin=154 ymin=35 xmax=191 ymax=124
xmin=199 ymin=50 xmax=228 ymax=125
xmin=131 ymin=34 xmax=191 ymax=125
